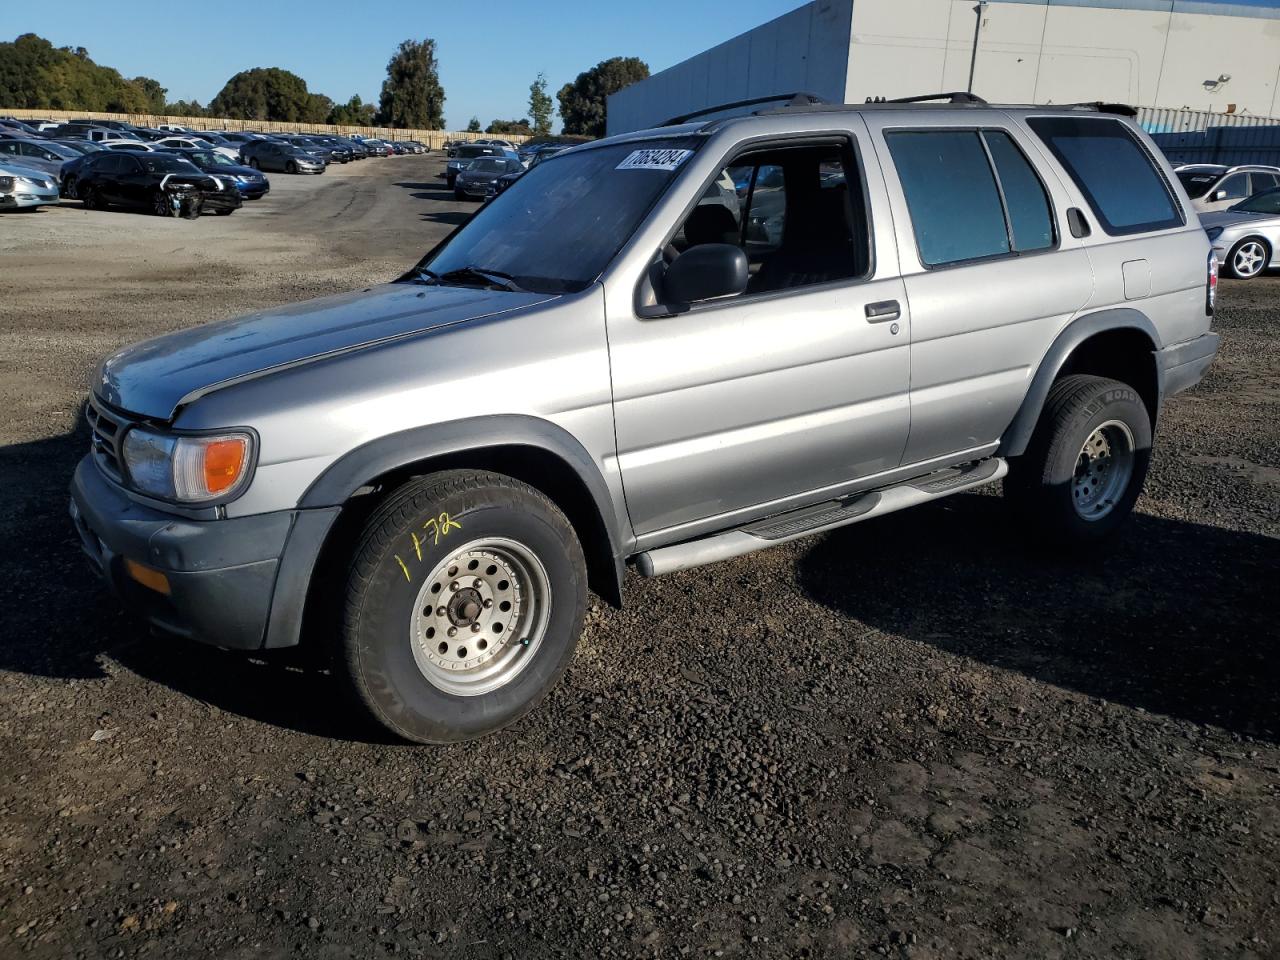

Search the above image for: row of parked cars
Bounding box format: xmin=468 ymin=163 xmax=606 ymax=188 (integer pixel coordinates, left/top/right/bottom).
xmin=1174 ymin=163 xmax=1280 ymax=279
xmin=0 ymin=115 xmax=426 ymax=217
xmin=444 ymin=139 xmax=570 ymax=200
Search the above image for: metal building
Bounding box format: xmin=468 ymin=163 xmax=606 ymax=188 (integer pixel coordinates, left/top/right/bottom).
xmin=607 ymin=0 xmax=1280 ymax=134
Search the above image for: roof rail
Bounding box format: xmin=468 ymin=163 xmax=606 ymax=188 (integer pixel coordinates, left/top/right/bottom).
xmin=1061 ymin=101 xmax=1138 ymax=117
xmin=865 ymin=92 xmax=988 ymax=105
xmin=661 ymin=92 xmax=829 ymax=127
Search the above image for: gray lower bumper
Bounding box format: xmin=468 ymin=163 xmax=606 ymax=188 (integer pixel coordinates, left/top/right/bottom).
xmin=69 ymin=457 xmax=335 ymax=650
xmin=1159 ymin=331 xmax=1220 ymax=400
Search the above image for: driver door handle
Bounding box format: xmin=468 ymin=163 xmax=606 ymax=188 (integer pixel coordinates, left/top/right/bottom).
xmin=865 ymin=300 xmax=901 ymax=323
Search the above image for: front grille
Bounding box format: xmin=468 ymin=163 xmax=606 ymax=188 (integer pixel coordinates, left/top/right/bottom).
xmin=85 ymin=394 xmax=133 ymax=482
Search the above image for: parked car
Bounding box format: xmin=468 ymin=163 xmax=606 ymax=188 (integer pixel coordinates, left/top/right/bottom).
xmin=156 ymin=123 xmax=191 ymax=134
xmin=402 ymin=140 xmax=427 ymax=154
xmin=1202 ymin=186 xmax=1280 ymax=279
xmin=331 ymin=136 xmax=368 ymax=160
xmin=0 ymin=162 xmax=59 ymax=210
xmin=75 ymin=151 xmax=241 ymax=217
xmin=1174 ymin=164 xmax=1280 ymax=213
xmin=69 ymin=98 xmax=1220 ymax=744
xmin=445 ymin=143 xmax=511 ymax=186
xmin=155 ymin=136 xmax=241 ymax=161
xmin=0 ymin=138 xmax=80 ymax=178
xmin=219 ymin=131 xmax=272 ymax=145
xmin=454 ymin=155 xmax=524 ymax=199
xmin=182 ymin=149 xmax=270 ymax=200
xmin=0 ymin=118 xmax=42 ymax=136
xmin=51 ymin=139 xmax=104 ymax=155
xmin=47 ymin=123 xmax=138 ymax=143
xmin=101 ymin=140 xmax=167 ymax=152
xmin=241 ymin=140 xmax=325 ymax=174
xmin=309 ymin=135 xmax=360 ymax=161
xmin=286 ymin=136 xmax=351 ymax=163
xmin=496 ymin=144 xmax=568 ymax=195
xmin=361 ymin=139 xmax=391 ymax=157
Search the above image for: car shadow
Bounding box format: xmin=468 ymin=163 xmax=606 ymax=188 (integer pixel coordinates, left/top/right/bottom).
xmin=794 ymin=493 xmax=1280 ymax=742
xmin=0 ymin=415 xmax=396 ymax=744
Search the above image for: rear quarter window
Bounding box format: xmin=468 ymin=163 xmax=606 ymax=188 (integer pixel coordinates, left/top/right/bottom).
xmin=1027 ymin=116 xmax=1182 ymax=236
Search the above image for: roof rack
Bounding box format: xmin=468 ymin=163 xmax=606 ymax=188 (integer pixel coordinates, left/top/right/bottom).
xmin=864 ymin=92 xmax=987 ymax=105
xmin=661 ymin=92 xmax=829 ymax=127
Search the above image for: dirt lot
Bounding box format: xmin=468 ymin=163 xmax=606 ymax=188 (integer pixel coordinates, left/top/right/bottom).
xmin=1 ymin=155 xmax=1278 ymax=959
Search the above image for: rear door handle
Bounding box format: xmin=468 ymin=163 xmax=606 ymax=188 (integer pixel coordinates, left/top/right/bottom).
xmin=865 ymin=300 xmax=901 ymax=323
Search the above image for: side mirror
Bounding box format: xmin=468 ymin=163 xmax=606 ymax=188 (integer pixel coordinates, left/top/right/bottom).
xmin=662 ymin=243 xmax=749 ymax=305
xmin=1213 ymin=189 xmax=1227 ymax=201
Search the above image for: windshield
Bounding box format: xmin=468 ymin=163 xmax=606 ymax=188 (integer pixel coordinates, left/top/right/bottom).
xmin=140 ymin=155 xmax=202 ymax=174
xmin=190 ymin=150 xmax=234 ymax=166
xmin=469 ymin=158 xmax=515 ymax=173
xmin=457 ymin=145 xmax=498 ymax=159
xmin=1176 ymin=169 xmax=1225 ymax=199
xmin=417 ymin=137 xmax=700 ymax=294
xmin=1232 ymin=188 xmax=1280 ymax=215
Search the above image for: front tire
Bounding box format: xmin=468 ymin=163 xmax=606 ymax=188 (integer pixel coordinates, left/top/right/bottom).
xmin=287 ymin=161 xmax=299 ymax=174
xmin=1004 ymin=374 xmax=1152 ymax=544
xmin=81 ymin=185 xmax=104 ymax=210
xmin=1225 ymin=237 xmax=1269 ymax=279
xmin=151 ymin=189 xmax=173 ymax=217
xmin=339 ymin=470 xmax=588 ymax=744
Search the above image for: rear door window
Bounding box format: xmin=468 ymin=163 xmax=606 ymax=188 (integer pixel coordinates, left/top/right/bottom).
xmin=983 ymin=131 xmax=1055 ymax=253
xmin=1027 ymin=116 xmax=1182 ymax=235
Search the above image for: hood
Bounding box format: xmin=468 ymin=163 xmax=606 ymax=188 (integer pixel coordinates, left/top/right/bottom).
xmin=96 ymin=283 xmax=556 ymax=420
xmin=1199 ymin=209 xmax=1277 ymax=230
xmin=0 ymin=162 xmax=56 ymax=183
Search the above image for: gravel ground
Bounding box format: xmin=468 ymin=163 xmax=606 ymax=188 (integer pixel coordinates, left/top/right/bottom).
xmin=1 ymin=155 xmax=1277 ymax=959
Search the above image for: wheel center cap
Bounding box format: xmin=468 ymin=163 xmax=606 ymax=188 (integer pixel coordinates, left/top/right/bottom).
xmin=447 ymin=588 xmax=484 ymax=626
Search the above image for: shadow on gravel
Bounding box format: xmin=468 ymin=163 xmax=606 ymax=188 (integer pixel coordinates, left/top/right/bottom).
xmin=796 ymin=494 xmax=1280 ymax=741
xmin=392 ymin=181 xmax=472 ymax=226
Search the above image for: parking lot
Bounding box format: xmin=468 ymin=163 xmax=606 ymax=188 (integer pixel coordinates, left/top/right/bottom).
xmin=1 ymin=153 xmax=1278 ymax=958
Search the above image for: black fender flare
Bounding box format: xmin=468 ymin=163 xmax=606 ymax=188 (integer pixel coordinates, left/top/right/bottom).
xmin=262 ymin=416 xmax=626 ymax=649
xmin=998 ymin=308 xmax=1163 ymax=459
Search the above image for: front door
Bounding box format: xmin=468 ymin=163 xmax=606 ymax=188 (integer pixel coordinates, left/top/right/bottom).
xmin=608 ymin=126 xmax=912 ymax=544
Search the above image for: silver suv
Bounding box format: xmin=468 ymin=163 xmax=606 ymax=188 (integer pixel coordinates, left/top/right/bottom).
xmin=70 ymin=95 xmax=1220 ymax=743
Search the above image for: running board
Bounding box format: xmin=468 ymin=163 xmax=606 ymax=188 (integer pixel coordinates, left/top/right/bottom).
xmin=635 ymin=458 xmax=1007 ymax=577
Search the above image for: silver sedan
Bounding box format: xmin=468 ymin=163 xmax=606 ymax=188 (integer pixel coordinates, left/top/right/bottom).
xmin=0 ymin=162 xmax=60 ymax=210
xmin=1201 ymin=188 xmax=1280 ymax=280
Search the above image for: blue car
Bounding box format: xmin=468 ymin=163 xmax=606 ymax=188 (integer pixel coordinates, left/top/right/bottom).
xmin=181 ymin=149 xmax=270 ymax=199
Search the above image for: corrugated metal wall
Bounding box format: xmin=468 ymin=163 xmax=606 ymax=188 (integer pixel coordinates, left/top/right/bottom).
xmin=1138 ymin=106 xmax=1280 ymax=134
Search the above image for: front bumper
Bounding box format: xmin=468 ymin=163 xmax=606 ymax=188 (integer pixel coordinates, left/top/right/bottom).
xmin=455 ymin=180 xmax=489 ymax=197
xmin=69 ymin=457 xmax=337 ymax=650
xmin=1 ymin=188 xmax=59 ymax=209
xmin=1158 ymin=332 xmax=1220 ymax=400
xmin=200 ymin=188 xmax=243 ymax=213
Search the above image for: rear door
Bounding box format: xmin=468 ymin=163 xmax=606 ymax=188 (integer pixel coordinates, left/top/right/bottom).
xmin=865 ymin=115 xmax=1094 ymax=466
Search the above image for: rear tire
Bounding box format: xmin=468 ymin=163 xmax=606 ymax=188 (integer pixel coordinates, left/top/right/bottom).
xmin=81 ymin=185 xmax=104 ymax=210
xmin=1004 ymin=374 xmax=1152 ymax=544
xmin=1224 ymin=237 xmax=1270 ymax=279
xmin=338 ymin=470 xmax=588 ymax=744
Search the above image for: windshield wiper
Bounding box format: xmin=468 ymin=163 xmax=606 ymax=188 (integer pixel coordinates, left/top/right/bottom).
xmin=425 ymin=265 xmax=525 ymax=292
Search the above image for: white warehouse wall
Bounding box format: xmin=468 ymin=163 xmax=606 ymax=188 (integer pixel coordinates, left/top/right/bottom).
xmin=606 ymin=1 xmax=855 ymax=135
xmin=607 ymin=0 xmax=1280 ymax=134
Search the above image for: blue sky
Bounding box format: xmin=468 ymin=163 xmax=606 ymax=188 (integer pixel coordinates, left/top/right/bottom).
xmin=2 ymin=0 xmax=807 ymax=129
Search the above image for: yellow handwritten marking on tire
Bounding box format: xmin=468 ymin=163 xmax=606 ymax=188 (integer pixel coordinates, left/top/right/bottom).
xmin=423 ymin=511 xmax=463 ymax=546
xmin=411 ymin=532 xmax=422 ymax=562
xmin=394 ymin=555 xmax=412 ymax=582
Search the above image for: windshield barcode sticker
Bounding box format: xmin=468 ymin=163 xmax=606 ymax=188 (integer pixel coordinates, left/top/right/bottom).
xmin=616 ymin=148 xmax=693 ymax=172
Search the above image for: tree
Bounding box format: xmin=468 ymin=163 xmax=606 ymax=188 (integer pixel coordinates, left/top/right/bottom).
xmin=131 ymin=76 xmax=167 ymax=114
xmin=466 ymin=116 xmax=481 ymax=133
xmin=164 ymin=99 xmax=206 ymax=117
xmin=208 ymin=67 xmax=318 ymax=122
xmin=556 ymin=56 xmax=648 ymax=137
xmin=305 ymin=92 xmax=334 ymax=124
xmin=328 ymin=94 xmax=376 ymax=127
xmin=377 ymin=38 xmax=445 ymax=129
xmin=487 ymin=118 xmax=532 ymax=136
xmin=528 ymin=72 xmax=553 ymax=136
xmin=0 ymin=33 xmax=150 ymax=112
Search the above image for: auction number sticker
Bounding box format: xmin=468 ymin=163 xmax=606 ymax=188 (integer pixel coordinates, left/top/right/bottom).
xmin=616 ymin=148 xmax=693 ymax=172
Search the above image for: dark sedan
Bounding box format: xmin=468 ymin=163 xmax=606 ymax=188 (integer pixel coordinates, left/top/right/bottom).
xmin=182 ymin=149 xmax=270 ymax=200
xmin=75 ymin=152 xmax=241 ymax=218
xmin=454 ymin=156 xmax=525 ymax=200
xmin=241 ymin=140 xmax=325 ymax=174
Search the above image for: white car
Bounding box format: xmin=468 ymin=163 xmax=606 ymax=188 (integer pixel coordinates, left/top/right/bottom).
xmin=156 ymin=123 xmax=190 ymax=134
xmin=0 ymin=161 xmax=60 ymax=210
xmin=155 ymin=136 xmax=240 ymax=161
xmin=1174 ymin=164 xmax=1280 ymax=213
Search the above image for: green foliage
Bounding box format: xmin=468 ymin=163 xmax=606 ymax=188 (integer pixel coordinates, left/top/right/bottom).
xmin=328 ymin=94 xmax=376 ymax=127
xmin=486 ymin=118 xmax=532 ymax=136
xmin=377 ymin=38 xmax=445 ymax=129
xmin=164 ymin=99 xmax=207 ymax=118
xmin=0 ymin=33 xmax=153 ymax=112
xmin=131 ymin=76 xmax=168 ymax=114
xmin=556 ymin=56 xmax=649 ymax=137
xmin=466 ymin=116 xmax=481 ymax=133
xmin=528 ymin=72 xmax=553 ymax=137
xmin=208 ymin=67 xmax=328 ymax=122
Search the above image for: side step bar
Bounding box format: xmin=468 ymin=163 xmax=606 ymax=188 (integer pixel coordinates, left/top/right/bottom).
xmin=635 ymin=458 xmax=1007 ymax=577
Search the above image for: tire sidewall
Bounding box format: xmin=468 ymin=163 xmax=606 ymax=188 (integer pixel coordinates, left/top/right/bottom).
xmin=1042 ymin=382 xmax=1152 ymax=540
xmin=346 ymin=482 xmax=587 ymax=743
xmin=1227 ymin=238 xmax=1268 ymax=279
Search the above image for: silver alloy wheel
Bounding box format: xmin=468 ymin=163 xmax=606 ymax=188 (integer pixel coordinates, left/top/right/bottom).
xmin=409 ymin=537 xmax=551 ymax=697
xmin=1072 ymin=419 xmax=1136 ymax=521
xmin=1232 ymin=240 xmax=1267 ymax=278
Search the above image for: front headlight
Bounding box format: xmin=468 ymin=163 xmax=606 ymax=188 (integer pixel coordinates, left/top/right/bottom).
xmin=121 ymin=428 xmax=254 ymax=502
xmin=1205 ymin=226 xmax=1224 ymax=242
xmin=0 ymin=176 xmax=14 ymax=192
